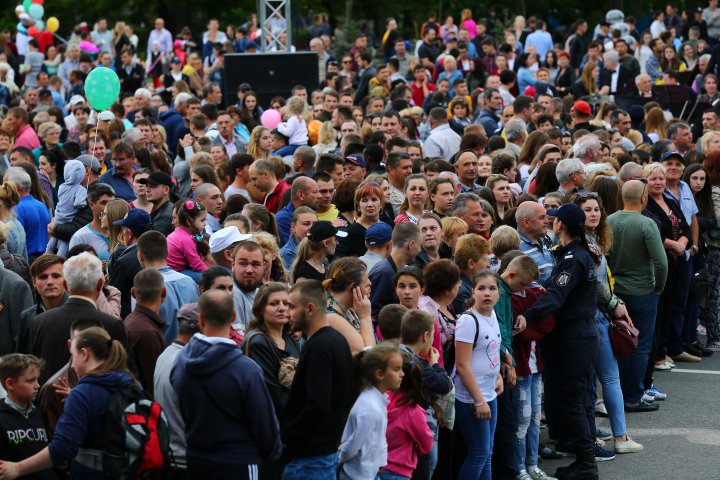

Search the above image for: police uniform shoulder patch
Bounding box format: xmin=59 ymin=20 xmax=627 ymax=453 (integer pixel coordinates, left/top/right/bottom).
xmin=556 ymin=271 xmax=571 ymax=287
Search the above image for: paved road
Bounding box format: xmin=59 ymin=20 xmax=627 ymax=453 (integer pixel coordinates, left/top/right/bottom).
xmin=539 ymin=336 xmax=720 ymax=480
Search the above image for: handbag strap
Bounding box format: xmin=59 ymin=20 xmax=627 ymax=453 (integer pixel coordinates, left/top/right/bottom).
xmin=244 ymin=330 xmax=283 ymax=363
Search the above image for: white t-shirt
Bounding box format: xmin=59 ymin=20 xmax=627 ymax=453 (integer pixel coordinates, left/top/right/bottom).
xmin=452 ymin=309 xmax=502 ymax=404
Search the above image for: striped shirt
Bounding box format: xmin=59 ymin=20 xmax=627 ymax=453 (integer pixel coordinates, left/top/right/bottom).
xmin=519 ymin=230 xmax=555 ymax=287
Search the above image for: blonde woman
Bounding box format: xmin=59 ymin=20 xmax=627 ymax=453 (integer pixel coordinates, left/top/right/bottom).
xmin=101 ymin=198 xmax=130 ymax=272
xmin=312 ymin=121 xmax=338 ymax=155
xmin=251 ymin=231 xmax=290 ymax=283
xmin=441 ymin=216 xmax=468 ymax=254
xmin=645 ymin=107 xmax=667 ymax=143
xmin=700 ymin=130 xmax=720 ymax=155
xmin=247 ymin=126 xmax=272 ymax=160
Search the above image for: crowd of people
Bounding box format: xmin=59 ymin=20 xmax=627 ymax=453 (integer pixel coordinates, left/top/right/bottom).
xmin=0 ymin=3 xmax=719 ymax=480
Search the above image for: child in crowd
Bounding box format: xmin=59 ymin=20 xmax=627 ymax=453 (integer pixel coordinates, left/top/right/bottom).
xmin=377 ymin=304 xmax=408 ymax=341
xmin=166 ymin=199 xmax=211 ymax=282
xmin=276 ymin=95 xmax=308 ymax=155
xmin=46 ymin=160 xmax=87 ymax=257
xmin=384 ymin=352 xmax=434 ymax=480
xmin=453 ymin=270 xmax=504 ymax=480
xmin=399 ymin=309 xmax=453 ymax=479
xmin=493 ymin=252 xmax=534 ymax=479
xmin=508 ymin=256 xmax=557 ymax=480
xmin=0 ymin=354 xmax=55 ymax=480
xmin=394 ymin=266 xmax=444 ymax=366
xmin=339 ymin=342 xmax=404 ymax=480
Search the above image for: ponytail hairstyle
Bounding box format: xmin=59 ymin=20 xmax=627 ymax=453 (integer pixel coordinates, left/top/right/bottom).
xmin=174 ymin=199 xmax=210 ymax=257
xmin=395 ymin=351 xmax=425 ymax=407
xmin=353 ymin=341 xmax=402 ymax=394
xmin=561 ymin=217 xmax=600 ymax=264
xmin=291 ymin=237 xmax=326 ymax=280
xmin=0 ymin=181 xmax=21 ymax=210
xmin=73 ymin=327 xmax=132 ymax=377
xmin=243 ymin=203 xmax=279 ymax=237
xmin=323 ymin=257 xmax=368 ymax=294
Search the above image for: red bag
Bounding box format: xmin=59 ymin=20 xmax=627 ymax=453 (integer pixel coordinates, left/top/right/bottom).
xmin=608 ymin=319 xmax=639 ymax=357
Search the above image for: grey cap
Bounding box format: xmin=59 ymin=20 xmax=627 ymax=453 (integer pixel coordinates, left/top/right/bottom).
xmin=76 ymin=154 xmax=102 ymax=174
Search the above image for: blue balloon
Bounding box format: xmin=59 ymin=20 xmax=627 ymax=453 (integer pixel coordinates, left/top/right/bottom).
xmin=85 ymin=67 xmax=121 ymax=111
xmin=34 ymin=19 xmax=44 ymax=31
xmin=28 ymin=3 xmax=43 ymax=19
xmin=16 ymin=22 xmax=27 ymax=34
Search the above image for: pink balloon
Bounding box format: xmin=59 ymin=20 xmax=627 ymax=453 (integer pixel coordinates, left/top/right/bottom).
xmin=260 ymin=109 xmax=282 ymax=130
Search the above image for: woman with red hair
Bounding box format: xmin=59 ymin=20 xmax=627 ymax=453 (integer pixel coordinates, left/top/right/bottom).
xmin=335 ymin=182 xmax=384 ymax=258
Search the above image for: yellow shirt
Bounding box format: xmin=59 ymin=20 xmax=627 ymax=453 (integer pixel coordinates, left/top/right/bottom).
xmin=317 ymin=205 xmax=340 ymax=221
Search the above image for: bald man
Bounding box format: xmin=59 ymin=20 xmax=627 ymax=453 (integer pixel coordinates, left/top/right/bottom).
xmin=607 ymin=180 xmax=668 ymax=412
xmin=195 ymin=183 xmax=224 ymax=234
xmin=275 ymin=177 xmax=320 ymax=246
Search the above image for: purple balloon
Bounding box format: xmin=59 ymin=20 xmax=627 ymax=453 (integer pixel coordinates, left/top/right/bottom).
xmin=260 ymin=109 xmax=282 ymax=130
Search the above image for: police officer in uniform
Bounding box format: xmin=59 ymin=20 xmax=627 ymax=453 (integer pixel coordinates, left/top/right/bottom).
xmin=518 ymin=203 xmax=601 ymax=480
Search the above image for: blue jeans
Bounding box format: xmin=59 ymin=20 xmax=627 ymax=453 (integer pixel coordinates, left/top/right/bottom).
xmin=455 ymin=399 xmax=497 ymax=480
xmin=283 ymin=453 xmax=339 ymax=480
xmin=379 ymin=471 xmax=410 ymax=480
xmin=340 ymin=471 xmax=380 ymax=480
xmin=515 ymin=373 xmax=541 ymax=470
xmin=616 ymin=292 xmax=658 ymax=404
xmin=180 ymin=269 xmax=202 ymax=284
xmin=591 ymin=316 xmax=627 ymax=436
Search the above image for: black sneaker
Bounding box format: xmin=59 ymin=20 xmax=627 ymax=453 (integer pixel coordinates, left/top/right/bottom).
xmin=624 ymin=400 xmax=660 ymax=412
xmin=690 ymin=341 xmax=714 ymax=357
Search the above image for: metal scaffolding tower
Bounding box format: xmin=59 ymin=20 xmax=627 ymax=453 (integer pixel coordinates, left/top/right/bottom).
xmin=259 ymin=0 xmax=292 ymax=51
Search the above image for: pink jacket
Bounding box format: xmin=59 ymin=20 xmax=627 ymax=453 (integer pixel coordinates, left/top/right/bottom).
xmin=384 ymin=391 xmax=433 ymax=478
xmin=166 ymin=227 xmax=207 ymax=272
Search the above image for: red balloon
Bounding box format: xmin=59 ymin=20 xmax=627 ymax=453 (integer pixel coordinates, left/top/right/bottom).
xmin=31 ymin=0 xmax=44 ymax=4
xmin=27 ymin=26 xmax=40 ymax=38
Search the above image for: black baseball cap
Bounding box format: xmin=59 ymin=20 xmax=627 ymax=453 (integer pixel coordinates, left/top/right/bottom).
xmin=307 ymin=221 xmax=348 ymax=242
xmin=139 ymin=171 xmax=173 ymax=188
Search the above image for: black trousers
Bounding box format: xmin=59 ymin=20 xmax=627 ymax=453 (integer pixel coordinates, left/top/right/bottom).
xmin=542 ymin=320 xmax=600 ymax=451
xmin=492 ymin=381 xmax=520 ymax=480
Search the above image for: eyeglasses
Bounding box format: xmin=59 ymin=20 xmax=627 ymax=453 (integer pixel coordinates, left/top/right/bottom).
xmin=342 ymin=60 xmax=352 ymax=64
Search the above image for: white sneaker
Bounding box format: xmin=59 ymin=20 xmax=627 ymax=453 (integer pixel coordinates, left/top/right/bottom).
xmin=516 ymin=471 xmax=533 ymax=480
xmin=528 ymin=467 xmax=558 ymax=480
xmin=615 ymin=435 xmax=644 ymax=453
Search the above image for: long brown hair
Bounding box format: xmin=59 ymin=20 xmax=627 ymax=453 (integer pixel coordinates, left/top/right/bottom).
xmin=74 ymin=327 xmax=132 ymax=377
xmin=247 ymin=282 xmax=291 ymax=333
xmin=581 ymin=62 xmax=598 ymax=94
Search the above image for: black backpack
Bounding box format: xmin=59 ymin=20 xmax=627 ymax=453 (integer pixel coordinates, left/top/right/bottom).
xmin=443 ymin=311 xmax=480 ymax=374
xmin=101 ymin=384 xmax=171 ymax=479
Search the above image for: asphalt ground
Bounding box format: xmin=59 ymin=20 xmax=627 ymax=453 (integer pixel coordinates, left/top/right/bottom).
xmin=539 ymin=335 xmax=720 ymax=480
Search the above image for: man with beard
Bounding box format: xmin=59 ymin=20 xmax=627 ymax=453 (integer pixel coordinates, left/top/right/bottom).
xmin=137 ymin=231 xmax=199 ymax=344
xmin=283 ymin=280 xmax=353 ymax=480
xmin=231 ymin=240 xmax=265 ymax=334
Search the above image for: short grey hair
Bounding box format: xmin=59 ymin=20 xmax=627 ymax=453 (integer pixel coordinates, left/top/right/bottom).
xmin=174 ymin=92 xmax=193 ymax=108
xmin=556 ymin=159 xmax=584 ymax=183
xmin=572 ymin=134 xmax=601 ymax=158
xmin=63 ymin=252 xmax=103 ymax=293
xmin=603 ymin=50 xmax=619 ymax=64
xmin=504 ymin=119 xmax=527 ymax=142
xmin=515 ymin=201 xmax=542 ymax=224
xmin=618 ymin=161 xmax=643 ymax=182
xmin=135 ymin=88 xmax=152 ymax=99
xmin=5 ymin=167 xmax=31 ymax=192
xmin=635 ymin=73 xmax=650 ymax=84
xmin=122 ymin=127 xmax=143 ymax=144
xmin=451 ymin=192 xmax=481 ymax=216
xmin=700 ymin=53 xmax=712 ymax=64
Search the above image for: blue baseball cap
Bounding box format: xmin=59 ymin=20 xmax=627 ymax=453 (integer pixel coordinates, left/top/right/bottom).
xmin=365 ymin=222 xmax=393 ymax=246
xmin=547 ymin=203 xmax=586 ymax=227
xmin=660 ymin=151 xmax=684 ymax=163
xmin=113 ymin=208 xmax=151 ymax=235
xmin=344 ymin=154 xmax=366 ymax=169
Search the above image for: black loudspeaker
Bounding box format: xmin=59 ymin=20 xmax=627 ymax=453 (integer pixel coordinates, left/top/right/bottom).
xmin=224 ymin=52 xmax=320 ymax=107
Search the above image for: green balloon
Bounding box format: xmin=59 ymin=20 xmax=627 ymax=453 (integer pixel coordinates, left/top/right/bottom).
xmin=22 ymin=0 xmax=31 ymax=11
xmin=85 ymin=67 xmax=121 ymax=111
